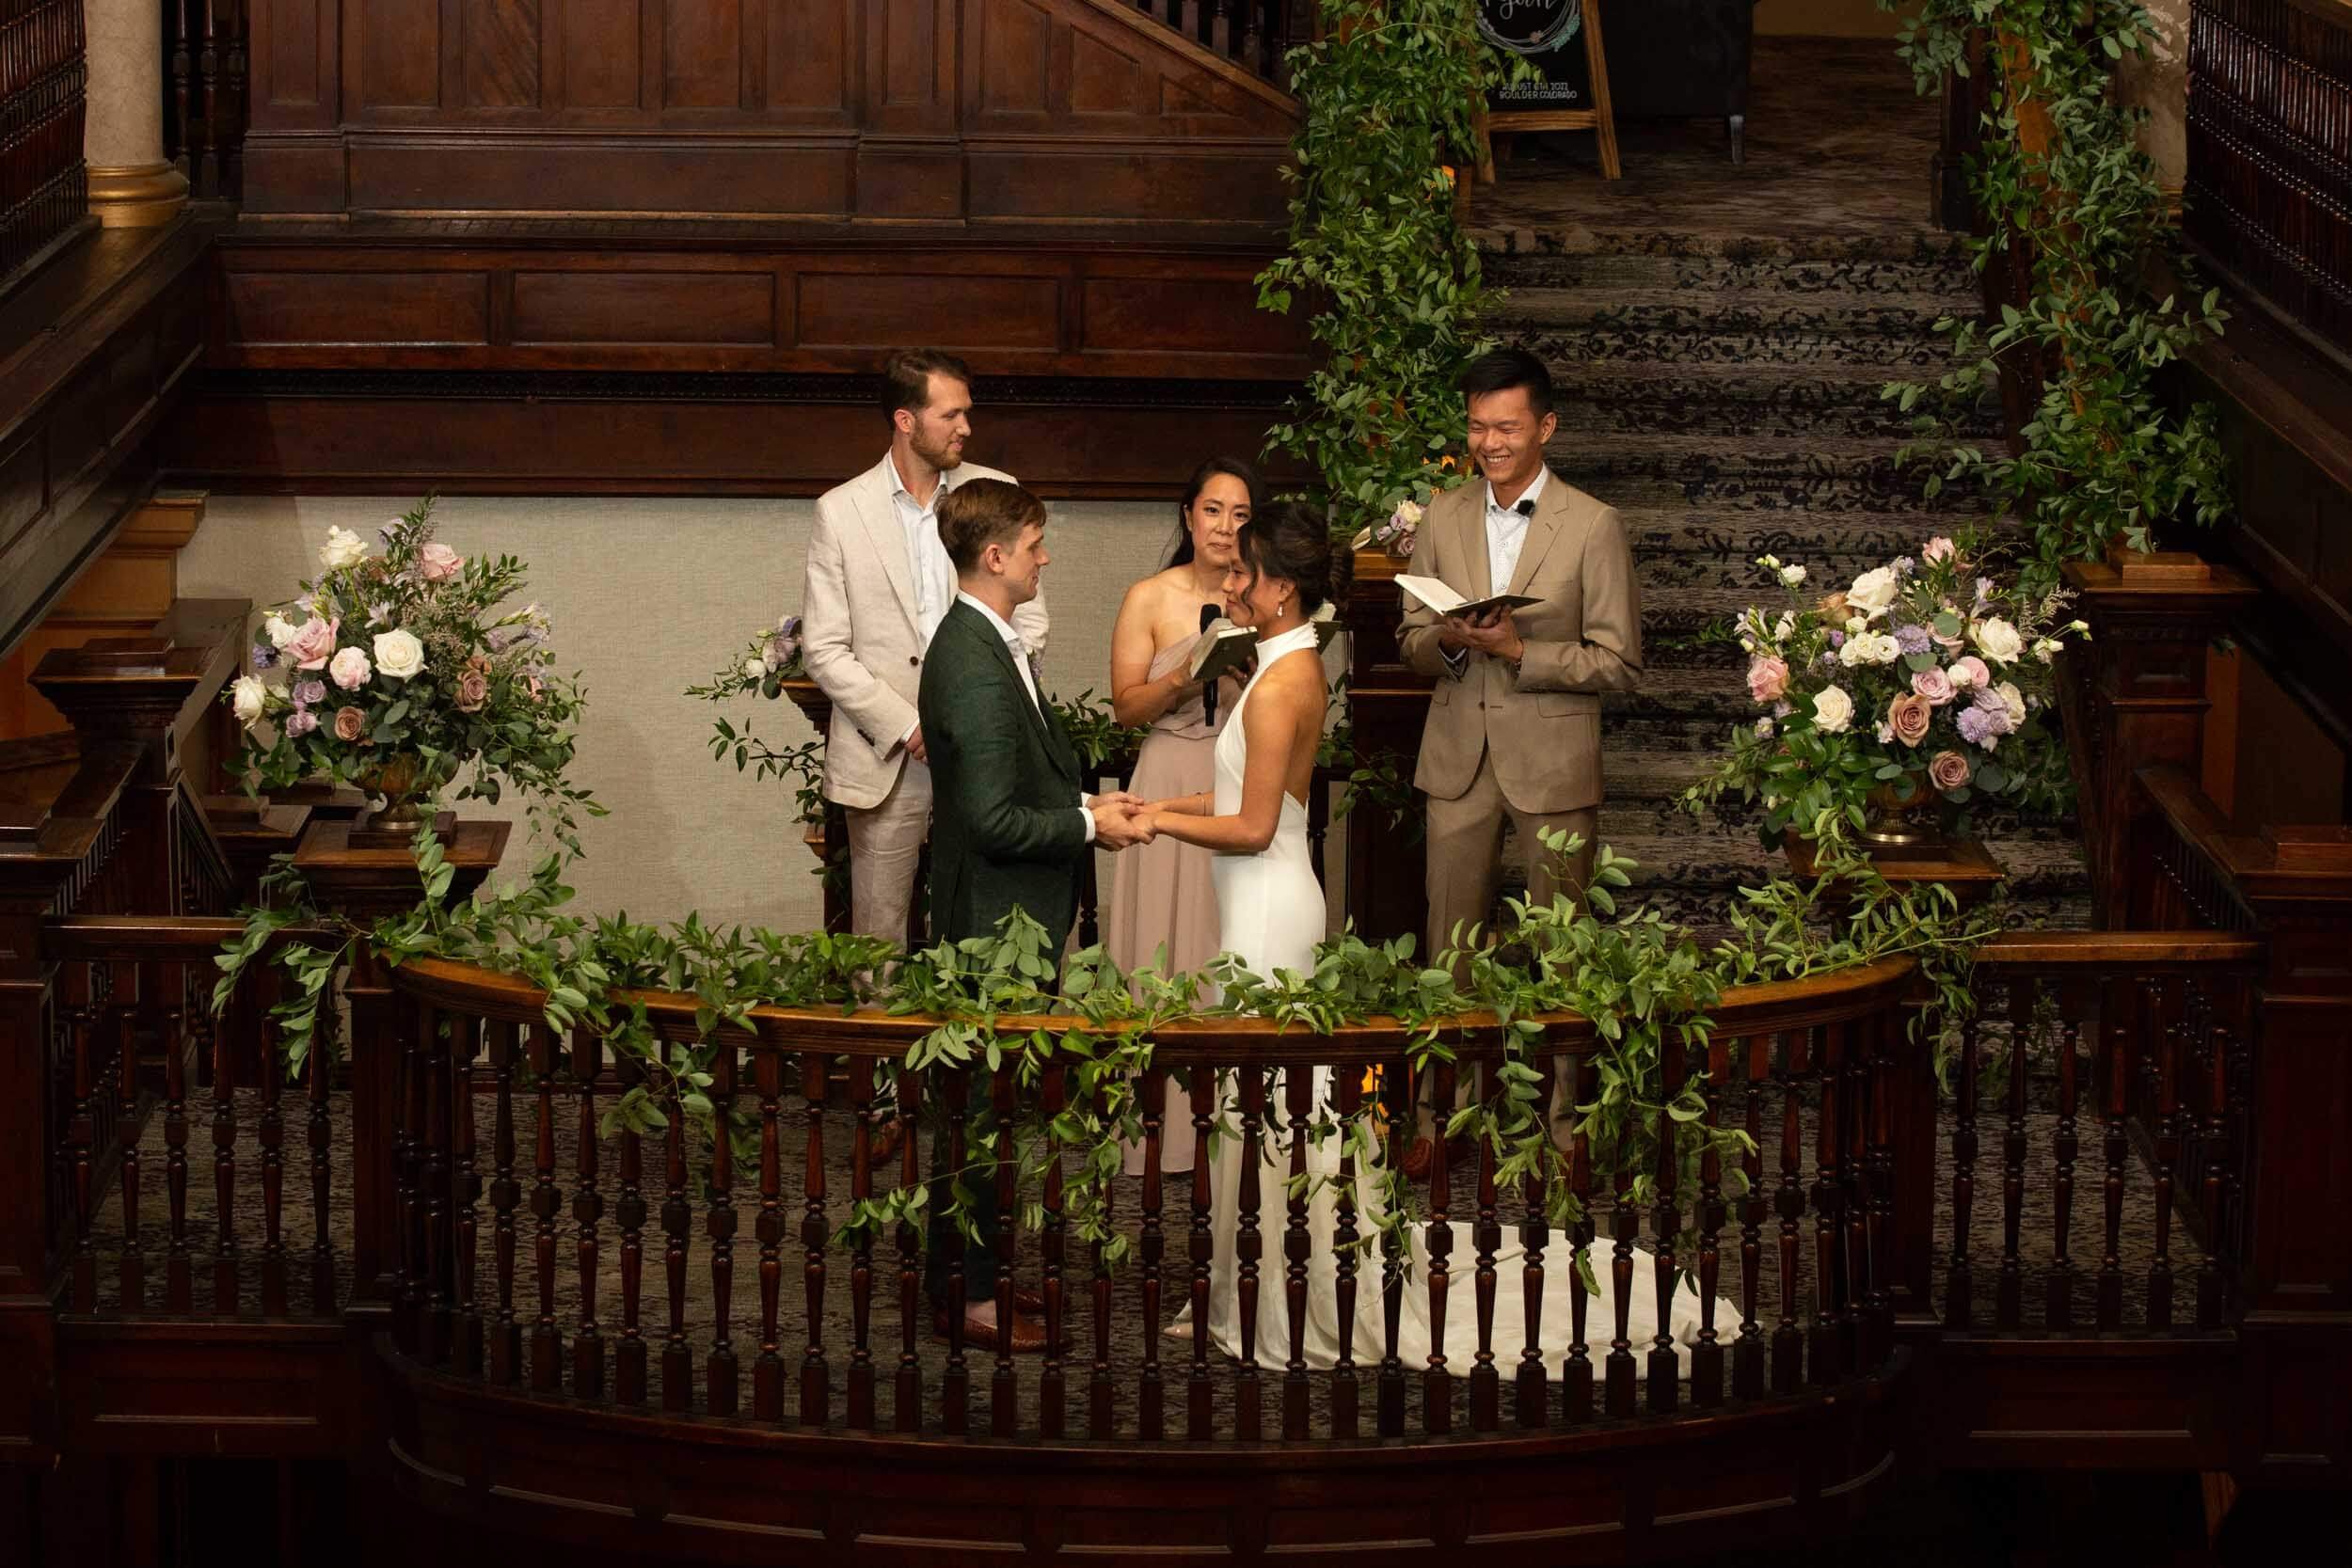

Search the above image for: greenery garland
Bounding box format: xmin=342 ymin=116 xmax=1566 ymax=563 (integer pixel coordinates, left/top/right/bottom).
xmin=1257 ymin=0 xmax=1505 ymax=532
xmin=1883 ymin=0 xmax=2232 ymax=591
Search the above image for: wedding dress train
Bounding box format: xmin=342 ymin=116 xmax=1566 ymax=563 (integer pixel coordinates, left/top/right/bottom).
xmin=1187 ymin=622 xmax=1737 ymax=1374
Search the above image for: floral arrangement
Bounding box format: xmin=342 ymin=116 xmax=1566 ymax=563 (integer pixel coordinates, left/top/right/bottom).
xmin=688 ymin=615 xmax=824 ymax=824
xmin=1685 ymin=532 xmax=2086 ymax=847
xmin=224 ymin=499 xmax=596 ymax=847
xmin=1373 ymin=497 xmax=1423 ymax=558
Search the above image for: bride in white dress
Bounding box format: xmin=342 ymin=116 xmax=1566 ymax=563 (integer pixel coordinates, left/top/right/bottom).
xmin=1144 ymin=505 xmax=1733 ymax=1377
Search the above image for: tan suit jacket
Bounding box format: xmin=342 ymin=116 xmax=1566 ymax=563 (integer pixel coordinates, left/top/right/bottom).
xmin=800 ymin=454 xmax=1047 ymax=810
xmin=1396 ymin=468 xmax=1643 ymax=815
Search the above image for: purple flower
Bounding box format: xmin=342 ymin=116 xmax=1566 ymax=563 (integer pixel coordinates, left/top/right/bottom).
xmin=250 ymin=642 xmax=277 ymax=671
xmin=295 ymin=679 xmax=328 ymax=707
xmin=1974 ymin=577 xmax=1995 ymax=608
xmin=284 ymin=708 xmax=320 ymax=738
xmin=1772 ymin=700 xmax=1793 ymax=718
xmin=1894 ymin=624 xmax=1931 ymax=655
xmin=1828 ymin=629 xmax=1846 ymax=648
xmin=368 ymin=601 xmax=393 ymax=627
xmin=1955 ymin=705 xmax=1995 ymax=747
xmin=1891 ymin=555 xmax=1916 ymax=578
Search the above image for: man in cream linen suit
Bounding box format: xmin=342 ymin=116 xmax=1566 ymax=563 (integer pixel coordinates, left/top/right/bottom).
xmin=801 ymin=349 xmax=1048 ymax=944
xmin=1397 ymin=348 xmax=1643 ymax=1167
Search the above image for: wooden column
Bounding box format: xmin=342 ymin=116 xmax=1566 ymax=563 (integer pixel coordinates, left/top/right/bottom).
xmin=293 ymin=819 xmax=509 ymax=1320
xmin=2059 ymin=552 xmax=2258 ymax=928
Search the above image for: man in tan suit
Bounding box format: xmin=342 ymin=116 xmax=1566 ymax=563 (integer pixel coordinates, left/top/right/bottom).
xmin=801 ymin=349 xmax=1047 ymax=944
xmin=1397 ymin=348 xmax=1643 ymax=1167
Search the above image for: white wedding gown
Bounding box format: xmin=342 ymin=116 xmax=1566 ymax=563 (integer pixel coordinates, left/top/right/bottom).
xmin=1188 ymin=623 xmax=1736 ymax=1375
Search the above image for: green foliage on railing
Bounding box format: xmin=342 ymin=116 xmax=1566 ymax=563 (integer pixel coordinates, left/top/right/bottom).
xmin=1257 ymin=1 xmax=1508 ymax=531
xmin=1883 ymin=0 xmax=2233 ymax=590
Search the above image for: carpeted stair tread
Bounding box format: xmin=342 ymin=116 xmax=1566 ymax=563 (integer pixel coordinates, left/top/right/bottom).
xmin=1486 ymin=249 xmax=1979 ymax=298
xmin=1518 ymin=325 xmax=1965 ymax=372
xmin=1470 ymin=227 xmax=1971 ymax=265
xmin=1502 ymin=293 xmax=1979 ymax=342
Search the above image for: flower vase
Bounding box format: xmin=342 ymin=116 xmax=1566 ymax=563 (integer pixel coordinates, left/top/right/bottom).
xmin=353 ymin=752 xmax=448 ymax=842
xmin=1857 ymin=782 xmax=1946 ymax=854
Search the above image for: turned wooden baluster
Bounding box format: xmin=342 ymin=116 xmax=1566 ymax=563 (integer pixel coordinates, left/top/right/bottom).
xmin=803 ymin=1051 xmax=834 ymax=1427
xmin=1514 ymin=1056 xmax=1549 ymax=1429
xmin=2097 ymin=992 xmax=2132 ymax=1329
xmin=754 ymin=1053 xmax=786 ymax=1421
xmin=527 ymin=1024 xmax=564 ymax=1392
xmin=419 ymin=1002 xmax=452 ymax=1363
xmin=1138 ymin=1066 xmax=1168 ymax=1441
xmin=847 ymin=1056 xmax=877 ymax=1430
xmin=1648 ymin=1037 xmax=1685 ymax=1414
xmin=197 ymin=0 xmax=222 ymax=194
xmin=661 ymin=1075 xmax=692 ymax=1410
xmin=61 ymin=963 xmax=100 ymax=1311
xmin=1424 ymin=1061 xmax=1457 ymax=1435
xmin=1949 ymin=1013 xmax=1980 ymax=1329
xmin=1282 ymin=1069 xmax=1312 ymax=1441
xmin=613 ymin=1054 xmax=646 ymax=1404
xmin=2149 ymin=978 xmax=2182 ymax=1328
xmin=487 ymin=1022 xmax=521 ymax=1383
xmin=1378 ymin=1057 xmax=1408 ymax=1437
xmin=115 ymin=968 xmax=145 ymax=1311
xmin=1331 ymin=1065 xmax=1363 ymax=1439
xmin=1605 ymin=1155 xmax=1638 ymax=1418
xmin=943 ymin=1066 xmax=973 ymax=1438
xmin=1234 ymin=1065 xmax=1267 ymax=1442
xmin=1862 ymin=1010 xmax=1896 ymax=1368
xmin=2195 ymin=981 xmax=2236 ymax=1331
xmin=1470 ymin=1059 xmax=1502 ymax=1433
xmin=1040 ymin=1068 xmax=1069 ymax=1440
xmin=1692 ymin=1034 xmax=1728 ymax=1407
xmin=169 ymin=0 xmax=194 ymax=176
xmin=453 ymin=1016 xmax=485 ymax=1377
xmin=705 ymin=1042 xmax=739 ymax=1415
xmin=1995 ymin=984 xmax=2030 ymax=1330
xmin=1187 ymin=1070 xmax=1216 ymax=1440
xmin=1087 ymin=1078 xmax=1115 ymax=1442
xmin=571 ymin=1028 xmax=606 ymax=1397
xmin=1772 ymin=1029 xmax=1804 ymax=1394
xmin=1810 ymin=1023 xmax=1844 ymax=1385
xmin=2048 ymin=994 xmax=2082 ymax=1329
xmin=308 ymin=993 xmax=337 ymax=1316
xmin=990 ymin=1065 xmax=1020 ymax=1439
xmin=893 ymin=1065 xmax=924 ymax=1433
xmin=1842 ymin=1013 xmax=1872 ymax=1362
xmin=1562 ymin=1055 xmax=1596 ymax=1425
xmin=256 ymin=975 xmax=287 ymax=1318
xmin=209 ymin=991 xmax=238 ymax=1316
xmin=165 ymin=964 xmax=194 ymax=1313
xmin=1734 ymin=1033 xmax=1767 ymax=1400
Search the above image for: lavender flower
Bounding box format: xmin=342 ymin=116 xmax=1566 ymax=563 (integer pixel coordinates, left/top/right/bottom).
xmin=295 ymin=679 xmax=328 ymax=707
xmin=284 ymin=708 xmax=320 ymax=738
xmin=1772 ymin=700 xmax=1793 ymax=718
xmin=250 ymin=643 xmax=277 ymax=671
xmin=1828 ymin=629 xmax=1846 ymax=649
xmin=1971 ymin=685 xmax=2013 ymax=732
xmin=1755 ymin=717 xmax=1776 ymax=738
xmin=1974 ymin=576 xmax=1995 ymax=609
xmin=1894 ymin=624 xmax=1932 ymax=655
xmin=1955 ymin=705 xmax=1996 ymax=748
xmin=1891 ymin=555 xmax=1916 ymax=578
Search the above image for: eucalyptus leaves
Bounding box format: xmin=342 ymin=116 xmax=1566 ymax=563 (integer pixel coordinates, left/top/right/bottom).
xmin=1883 ymin=0 xmax=2232 ymax=588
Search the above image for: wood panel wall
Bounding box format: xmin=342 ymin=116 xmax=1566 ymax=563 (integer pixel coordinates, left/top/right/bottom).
xmin=242 ymin=0 xmax=1298 ymax=232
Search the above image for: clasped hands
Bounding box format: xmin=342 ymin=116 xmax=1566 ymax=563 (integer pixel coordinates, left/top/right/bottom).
xmin=1089 ymin=790 xmax=1155 ymax=850
xmin=1437 ymin=607 xmax=1525 ymax=663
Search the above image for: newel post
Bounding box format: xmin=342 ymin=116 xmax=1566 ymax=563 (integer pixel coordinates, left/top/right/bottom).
xmin=294 ymin=820 xmax=510 ymax=1331
xmin=2059 ymin=553 xmax=2257 ymax=927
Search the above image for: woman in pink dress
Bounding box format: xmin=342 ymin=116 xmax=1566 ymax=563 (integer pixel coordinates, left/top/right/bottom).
xmin=1104 ymin=457 xmax=1260 ymax=1177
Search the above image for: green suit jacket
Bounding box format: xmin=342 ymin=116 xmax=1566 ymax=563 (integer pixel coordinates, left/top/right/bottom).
xmin=918 ymin=597 xmax=1088 ymax=953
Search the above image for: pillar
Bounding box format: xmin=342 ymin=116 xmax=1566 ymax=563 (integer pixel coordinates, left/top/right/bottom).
xmin=84 ymin=0 xmax=190 ymax=227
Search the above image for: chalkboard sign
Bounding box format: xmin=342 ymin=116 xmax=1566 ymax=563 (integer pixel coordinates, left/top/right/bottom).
xmin=1480 ymin=0 xmax=1591 ymax=113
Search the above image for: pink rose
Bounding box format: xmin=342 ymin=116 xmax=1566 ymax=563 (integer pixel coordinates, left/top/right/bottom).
xmin=281 ymin=615 xmax=340 ymax=672
xmin=1887 ymin=692 xmax=1933 ymax=747
xmin=1929 ymin=750 xmax=1972 ymax=791
xmin=1949 ymin=656 xmax=1990 ymax=690
xmin=1912 ymin=666 xmax=1956 ymax=705
xmin=1922 ymin=536 xmax=1956 ymax=563
xmin=283 ymin=708 xmax=319 ymax=738
xmin=333 ymin=705 xmax=366 ymax=742
xmin=418 ymin=541 xmax=464 ymax=582
xmin=454 ymin=669 xmax=490 ymax=713
xmin=1746 ymin=656 xmax=1789 ymax=705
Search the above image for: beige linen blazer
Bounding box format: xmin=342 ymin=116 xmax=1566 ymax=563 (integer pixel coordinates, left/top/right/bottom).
xmin=1396 ymin=468 xmax=1644 ymax=815
xmin=799 ymin=454 xmax=1048 ymax=810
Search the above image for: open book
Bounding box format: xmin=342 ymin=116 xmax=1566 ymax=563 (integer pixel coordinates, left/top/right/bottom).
xmin=1189 ymin=619 xmax=1343 ymax=684
xmin=1393 ymin=574 xmax=1541 ymax=621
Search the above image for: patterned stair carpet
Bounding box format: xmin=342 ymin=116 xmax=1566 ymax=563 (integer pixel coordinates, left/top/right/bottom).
xmin=1468 ymin=41 xmax=2090 ymax=942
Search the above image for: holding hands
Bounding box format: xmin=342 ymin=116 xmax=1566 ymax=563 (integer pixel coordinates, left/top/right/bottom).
xmin=1090 ymin=790 xmax=1155 ymax=849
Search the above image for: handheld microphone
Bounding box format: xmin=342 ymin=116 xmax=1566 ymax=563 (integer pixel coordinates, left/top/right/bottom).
xmin=1198 ymin=603 xmax=1223 ymax=728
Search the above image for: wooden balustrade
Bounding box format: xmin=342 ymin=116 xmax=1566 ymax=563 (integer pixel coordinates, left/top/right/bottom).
xmin=2188 ymin=0 xmax=2352 ymax=350
xmin=0 ymin=0 xmax=88 ymax=284
xmin=1131 ymin=0 xmax=1301 ymax=87
xmin=163 ymin=0 xmax=246 ymax=201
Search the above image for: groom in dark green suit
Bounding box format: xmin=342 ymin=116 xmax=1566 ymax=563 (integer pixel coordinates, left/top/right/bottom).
xmin=918 ymin=479 xmax=1152 ymax=1352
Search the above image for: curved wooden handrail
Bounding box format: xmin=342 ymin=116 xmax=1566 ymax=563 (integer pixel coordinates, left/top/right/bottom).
xmin=391 ymin=951 xmax=1922 ymax=1065
xmin=1974 ymin=927 xmax=2265 ymax=970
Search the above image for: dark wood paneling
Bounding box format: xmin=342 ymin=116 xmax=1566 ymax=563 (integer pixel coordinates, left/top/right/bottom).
xmin=508 ymin=270 xmax=775 ymax=345
xmin=461 ymin=0 xmax=542 ymax=110
xmin=965 ymin=147 xmax=1291 ymax=226
xmin=344 ymin=135 xmax=858 ymax=214
xmin=797 ymin=270 xmax=1060 ymax=350
xmin=564 ymin=0 xmax=643 ymax=110
xmin=223 ymin=270 xmax=492 ymax=345
xmin=357 ymin=0 xmax=442 ymax=110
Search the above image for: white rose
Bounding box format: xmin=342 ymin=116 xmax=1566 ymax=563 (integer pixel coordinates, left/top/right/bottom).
xmin=373 ymin=627 xmax=426 ymax=680
xmin=328 ymin=645 xmax=373 ymax=690
xmin=1973 ymin=616 xmax=2024 ymax=664
xmin=1778 ymin=563 xmax=1807 ymax=587
xmin=743 ymin=657 xmax=766 ymax=679
xmin=1995 ymin=680 xmax=2026 ymax=730
xmin=319 ymin=526 xmax=369 ymax=570
xmin=2032 ymin=637 xmax=2061 ymax=664
xmin=1812 ymin=685 xmax=1854 ymax=734
xmin=230 ymin=675 xmax=268 ymax=727
xmin=1844 ymin=615 xmax=1868 ymax=636
xmin=1848 ymin=566 xmax=1900 ymax=617
xmin=1837 ymin=635 xmax=1873 ymax=668
xmin=264 ymin=614 xmax=300 ymax=649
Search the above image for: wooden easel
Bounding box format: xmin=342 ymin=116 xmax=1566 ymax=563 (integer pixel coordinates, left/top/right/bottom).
xmin=1477 ymin=0 xmax=1621 ymax=182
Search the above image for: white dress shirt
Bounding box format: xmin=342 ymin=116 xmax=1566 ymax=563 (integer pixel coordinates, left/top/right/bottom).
xmin=891 ymin=452 xmax=968 ymax=647
xmin=1484 ymin=465 xmax=1549 ymax=597
xmin=956 ymin=591 xmax=1096 ymax=843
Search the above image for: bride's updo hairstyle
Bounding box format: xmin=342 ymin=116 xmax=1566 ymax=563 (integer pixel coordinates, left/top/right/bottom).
xmin=1234 ymin=502 xmax=1354 ymax=616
